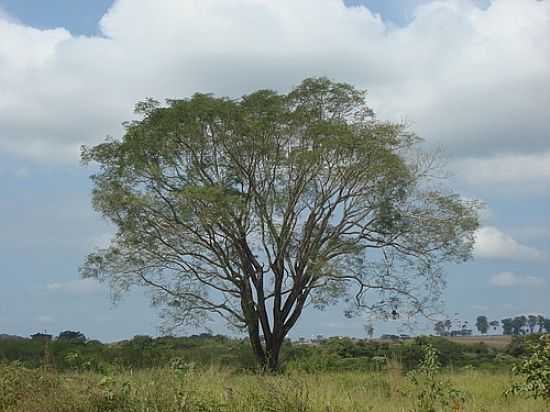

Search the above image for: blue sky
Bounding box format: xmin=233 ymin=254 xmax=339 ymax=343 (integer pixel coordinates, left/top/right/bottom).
xmin=0 ymin=0 xmax=549 ymax=342
xmin=0 ymin=0 xmax=112 ymax=35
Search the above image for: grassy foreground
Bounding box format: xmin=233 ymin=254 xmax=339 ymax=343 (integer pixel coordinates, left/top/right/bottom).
xmin=1 ymin=364 xmax=546 ymax=412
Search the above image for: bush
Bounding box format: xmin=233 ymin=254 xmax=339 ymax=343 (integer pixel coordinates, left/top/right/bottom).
xmin=505 ymin=334 xmax=550 ymax=402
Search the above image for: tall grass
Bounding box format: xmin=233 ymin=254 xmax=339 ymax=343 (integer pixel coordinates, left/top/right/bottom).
xmin=0 ymin=362 xmax=546 ymax=412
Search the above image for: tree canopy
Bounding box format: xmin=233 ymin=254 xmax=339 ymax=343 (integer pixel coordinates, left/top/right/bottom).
xmin=476 ymin=316 xmax=489 ymax=335
xmin=57 ymin=331 xmax=87 ymax=344
xmin=81 ymin=77 xmax=479 ymax=370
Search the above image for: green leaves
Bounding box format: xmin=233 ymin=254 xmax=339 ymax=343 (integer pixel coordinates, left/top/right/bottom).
xmin=506 ymin=334 xmax=550 ymax=401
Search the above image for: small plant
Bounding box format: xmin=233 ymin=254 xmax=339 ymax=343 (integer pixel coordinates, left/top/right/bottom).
xmin=170 ymin=357 xmax=196 ymax=376
xmin=64 ymin=352 xmax=83 ymax=370
xmin=406 ymin=344 xmax=466 ymax=412
xmin=505 ymin=334 xmax=550 ymax=402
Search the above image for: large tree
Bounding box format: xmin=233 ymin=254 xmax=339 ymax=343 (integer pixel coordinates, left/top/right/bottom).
xmin=57 ymin=330 xmax=87 ymax=344
xmin=81 ymin=78 xmax=479 ymax=371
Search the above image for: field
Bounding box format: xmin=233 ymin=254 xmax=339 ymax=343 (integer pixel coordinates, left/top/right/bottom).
xmin=2 ymin=335 xmax=547 ymax=411
xmin=1 ymin=365 xmax=546 ymax=412
xmin=445 ymin=335 xmax=513 ymax=349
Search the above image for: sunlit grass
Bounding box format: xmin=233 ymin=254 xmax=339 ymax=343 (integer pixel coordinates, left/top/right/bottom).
xmin=0 ymin=364 xmax=546 ymax=411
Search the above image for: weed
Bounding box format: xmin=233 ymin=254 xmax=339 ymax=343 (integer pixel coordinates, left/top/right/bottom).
xmin=406 ymin=344 xmax=466 ymax=412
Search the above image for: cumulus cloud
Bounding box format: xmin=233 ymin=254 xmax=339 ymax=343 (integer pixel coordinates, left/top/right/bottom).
xmin=474 ymin=226 xmax=548 ymax=262
xmin=47 ymin=278 xmax=102 ymax=296
xmin=0 ymin=0 xmax=548 ymax=165
xmin=489 ymin=272 xmax=544 ymax=288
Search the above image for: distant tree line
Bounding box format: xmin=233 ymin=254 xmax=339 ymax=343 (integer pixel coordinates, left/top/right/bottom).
xmin=499 ymin=315 xmax=550 ymax=336
xmin=433 ymin=319 xmax=473 ymax=336
xmin=434 ymin=315 xmax=550 ymax=336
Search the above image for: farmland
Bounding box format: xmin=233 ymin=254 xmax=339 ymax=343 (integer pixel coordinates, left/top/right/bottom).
xmin=446 ymin=335 xmax=513 ymax=349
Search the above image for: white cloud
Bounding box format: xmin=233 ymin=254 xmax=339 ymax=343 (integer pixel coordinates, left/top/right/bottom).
xmin=489 ymin=272 xmax=544 ymax=288
xmin=0 ymin=0 xmax=548 ymax=163
xmin=47 ymin=278 xmax=102 ymax=296
xmin=37 ymin=315 xmax=54 ymax=323
xmin=474 ymin=226 xmax=548 ymax=262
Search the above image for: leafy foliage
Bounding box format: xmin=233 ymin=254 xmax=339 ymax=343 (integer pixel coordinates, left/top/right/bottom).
xmin=506 ymin=334 xmax=550 ymax=402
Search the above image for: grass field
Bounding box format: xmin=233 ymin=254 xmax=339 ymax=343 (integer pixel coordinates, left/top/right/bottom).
xmin=445 ymin=335 xmax=513 ymax=349
xmin=1 ymin=365 xmax=546 ymax=412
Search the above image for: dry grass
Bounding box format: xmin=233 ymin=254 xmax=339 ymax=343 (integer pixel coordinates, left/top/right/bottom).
xmin=0 ymin=364 xmax=546 ymax=412
xmin=445 ymin=335 xmax=512 ymax=349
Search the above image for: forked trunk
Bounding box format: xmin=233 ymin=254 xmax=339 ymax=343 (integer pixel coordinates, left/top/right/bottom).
xmin=248 ymin=330 xmax=284 ymax=373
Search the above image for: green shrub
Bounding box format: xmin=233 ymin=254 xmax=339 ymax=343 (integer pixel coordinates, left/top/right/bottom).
xmin=505 ymin=334 xmax=550 ymax=402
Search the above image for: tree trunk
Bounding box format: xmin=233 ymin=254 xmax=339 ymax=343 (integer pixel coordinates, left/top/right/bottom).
xmin=241 ymin=290 xmax=267 ymax=369
xmin=265 ymin=336 xmax=282 ymax=372
xmin=247 ymin=328 xmax=284 ymax=373
xmin=249 ymin=332 xmax=267 ymax=367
